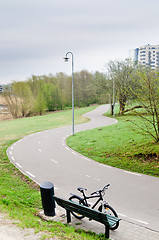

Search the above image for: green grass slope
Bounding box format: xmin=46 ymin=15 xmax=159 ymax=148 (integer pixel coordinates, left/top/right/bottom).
xmin=67 ymin=110 xmax=159 ymax=177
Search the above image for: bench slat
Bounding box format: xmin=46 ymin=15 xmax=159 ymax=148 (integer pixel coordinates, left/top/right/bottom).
xmin=56 ymin=199 xmax=107 ymax=223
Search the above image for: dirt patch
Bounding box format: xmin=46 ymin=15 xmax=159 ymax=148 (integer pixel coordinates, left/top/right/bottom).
xmin=0 ymin=212 xmax=59 ymax=240
xmin=134 ymin=153 xmax=159 ymax=163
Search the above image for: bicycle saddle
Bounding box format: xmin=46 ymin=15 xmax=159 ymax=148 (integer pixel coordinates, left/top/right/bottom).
xmin=77 ymin=187 xmax=87 ymax=192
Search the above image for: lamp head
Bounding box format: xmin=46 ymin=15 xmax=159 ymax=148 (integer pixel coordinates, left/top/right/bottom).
xmin=63 ymin=57 xmax=69 ymax=62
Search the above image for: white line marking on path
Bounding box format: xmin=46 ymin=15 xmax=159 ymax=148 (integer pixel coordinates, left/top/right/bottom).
xmin=38 ymin=148 xmax=42 ymax=152
xmin=137 ymin=219 xmax=149 ymax=225
xmin=86 ymin=175 xmax=91 ymax=178
xmin=10 ymin=151 xmax=12 ymax=155
xmin=65 ymin=147 xmax=69 ymax=151
xmin=100 ymin=163 xmax=112 ymax=168
xmin=11 ymin=147 xmax=13 ymax=150
xmin=118 ymin=213 xmax=149 ymax=225
xmin=118 ymin=213 xmax=126 ymax=217
xmin=26 ymin=171 xmax=35 ymax=178
xmin=51 ymin=159 xmax=58 ymax=164
xmin=82 ymin=157 xmax=91 ymax=162
xmin=11 ymin=156 xmax=15 ymax=161
xmin=16 ymin=163 xmax=22 ymax=168
xmin=124 ymin=171 xmax=141 ymax=176
xmin=72 ymin=151 xmax=77 ymax=155
xmin=129 ymin=217 xmax=149 ymax=225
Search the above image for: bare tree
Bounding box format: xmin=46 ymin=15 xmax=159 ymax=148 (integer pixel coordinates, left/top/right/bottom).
xmin=3 ymin=88 xmax=19 ymax=118
xmin=3 ymin=82 xmax=34 ymax=118
xmin=130 ymin=67 xmax=159 ymax=142
xmin=106 ymin=59 xmax=134 ymax=115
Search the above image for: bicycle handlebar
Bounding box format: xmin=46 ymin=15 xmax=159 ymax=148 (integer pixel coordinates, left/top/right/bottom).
xmin=103 ymin=184 xmax=110 ymax=191
xmin=90 ymin=191 xmax=98 ymax=195
xmin=90 ymin=184 xmax=110 ymax=195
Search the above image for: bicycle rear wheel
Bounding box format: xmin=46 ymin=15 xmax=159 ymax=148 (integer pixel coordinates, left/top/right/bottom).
xmin=98 ymin=204 xmax=119 ymax=230
xmin=69 ymin=195 xmax=86 ymax=219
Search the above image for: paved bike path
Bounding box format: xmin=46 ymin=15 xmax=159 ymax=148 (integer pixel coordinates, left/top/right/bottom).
xmin=7 ymin=105 xmax=159 ymax=239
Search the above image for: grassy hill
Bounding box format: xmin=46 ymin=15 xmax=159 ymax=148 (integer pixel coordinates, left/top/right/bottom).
xmin=67 ymin=108 xmax=159 ymax=177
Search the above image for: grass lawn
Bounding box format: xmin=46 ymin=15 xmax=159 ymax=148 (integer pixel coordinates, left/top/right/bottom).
xmin=0 ymin=107 xmax=95 ymax=143
xmin=0 ymin=106 xmax=108 ymax=240
xmin=67 ymin=107 xmax=159 ymax=177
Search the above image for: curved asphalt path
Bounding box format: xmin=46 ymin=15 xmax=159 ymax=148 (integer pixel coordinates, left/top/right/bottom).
xmin=7 ymin=105 xmax=159 ymax=233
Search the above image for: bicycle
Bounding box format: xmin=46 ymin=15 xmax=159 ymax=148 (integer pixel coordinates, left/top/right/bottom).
xmin=69 ymin=184 xmax=119 ymax=230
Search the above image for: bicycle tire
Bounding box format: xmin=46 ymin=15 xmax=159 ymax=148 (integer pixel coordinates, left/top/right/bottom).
xmin=69 ymin=195 xmax=86 ymax=219
xmin=98 ymin=204 xmax=119 ymax=230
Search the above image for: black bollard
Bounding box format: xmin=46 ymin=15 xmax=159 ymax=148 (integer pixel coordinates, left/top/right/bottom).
xmin=40 ymin=182 xmax=56 ymax=216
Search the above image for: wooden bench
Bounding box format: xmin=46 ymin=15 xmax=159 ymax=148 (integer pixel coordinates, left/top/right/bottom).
xmin=54 ymin=196 xmax=120 ymax=239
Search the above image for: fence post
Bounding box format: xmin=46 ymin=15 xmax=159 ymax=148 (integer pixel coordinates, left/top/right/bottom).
xmin=40 ymin=182 xmax=55 ymax=216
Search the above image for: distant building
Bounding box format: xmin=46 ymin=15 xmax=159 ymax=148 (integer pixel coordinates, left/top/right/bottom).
xmin=129 ymin=44 xmax=159 ymax=70
xmin=0 ymin=85 xmax=3 ymax=93
xmin=129 ymin=48 xmax=139 ymax=62
xmin=0 ymin=85 xmax=8 ymax=93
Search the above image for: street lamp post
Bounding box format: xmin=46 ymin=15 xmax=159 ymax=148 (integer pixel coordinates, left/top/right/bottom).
xmin=113 ymin=78 xmax=115 ymax=118
xmin=63 ymin=52 xmax=74 ymax=136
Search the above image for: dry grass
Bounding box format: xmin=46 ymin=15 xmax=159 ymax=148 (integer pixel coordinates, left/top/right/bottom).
xmin=0 ymin=114 xmax=13 ymax=121
xmin=0 ymin=95 xmax=6 ymax=105
xmin=0 ymin=95 xmax=12 ymax=121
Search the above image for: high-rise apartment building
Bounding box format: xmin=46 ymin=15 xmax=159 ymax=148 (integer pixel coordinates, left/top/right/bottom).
xmin=129 ymin=48 xmax=139 ymax=62
xmin=129 ymin=44 xmax=159 ymax=70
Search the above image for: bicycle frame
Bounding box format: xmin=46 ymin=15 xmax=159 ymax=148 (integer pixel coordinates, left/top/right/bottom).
xmin=81 ymin=191 xmax=104 ymax=210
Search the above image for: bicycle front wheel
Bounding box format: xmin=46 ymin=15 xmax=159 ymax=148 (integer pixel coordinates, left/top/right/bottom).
xmin=69 ymin=195 xmax=86 ymax=219
xmin=98 ymin=204 xmax=119 ymax=230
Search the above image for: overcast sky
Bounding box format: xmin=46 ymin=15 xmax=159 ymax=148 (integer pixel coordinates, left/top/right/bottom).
xmin=1 ymin=0 xmax=159 ymax=84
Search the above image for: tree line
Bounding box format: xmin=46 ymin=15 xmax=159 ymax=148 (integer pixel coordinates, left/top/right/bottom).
xmin=2 ymin=60 xmax=159 ymax=142
xmin=3 ymin=70 xmax=108 ymax=118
